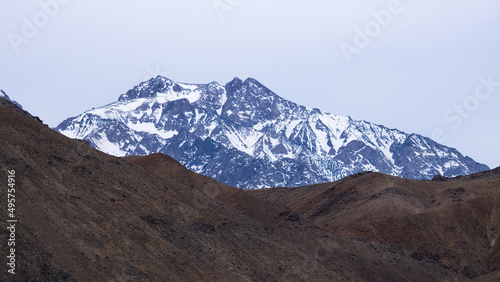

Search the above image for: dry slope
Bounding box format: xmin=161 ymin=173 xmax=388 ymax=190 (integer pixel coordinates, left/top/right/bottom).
xmin=251 ymin=170 xmax=500 ymax=279
xmin=0 ymin=96 xmax=467 ymax=281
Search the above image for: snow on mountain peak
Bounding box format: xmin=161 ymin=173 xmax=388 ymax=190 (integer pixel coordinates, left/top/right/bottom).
xmin=117 ymin=76 xmax=208 ymax=106
xmin=0 ymin=90 xmax=12 ymax=101
xmin=56 ymin=76 xmax=490 ymax=189
xmin=0 ymin=90 xmax=23 ymax=109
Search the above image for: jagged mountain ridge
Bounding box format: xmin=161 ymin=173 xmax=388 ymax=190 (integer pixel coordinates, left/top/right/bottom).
xmin=0 ymin=89 xmax=23 ymax=109
xmin=56 ymin=76 xmax=489 ymax=189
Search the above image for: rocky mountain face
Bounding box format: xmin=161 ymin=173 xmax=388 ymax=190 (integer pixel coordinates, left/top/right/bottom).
xmin=0 ymin=89 xmax=23 ymax=109
xmin=56 ymin=76 xmax=489 ymax=189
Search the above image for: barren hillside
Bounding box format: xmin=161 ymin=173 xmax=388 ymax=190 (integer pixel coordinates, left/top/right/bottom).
xmin=0 ymin=97 xmax=471 ymax=281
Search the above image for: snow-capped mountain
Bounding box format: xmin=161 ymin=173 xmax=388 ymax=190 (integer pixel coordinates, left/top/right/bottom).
xmin=56 ymin=76 xmax=489 ymax=189
xmin=0 ymin=90 xmax=23 ymax=109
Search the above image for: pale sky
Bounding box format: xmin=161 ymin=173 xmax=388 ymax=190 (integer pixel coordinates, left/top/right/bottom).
xmin=1 ymin=1 xmax=499 ymax=168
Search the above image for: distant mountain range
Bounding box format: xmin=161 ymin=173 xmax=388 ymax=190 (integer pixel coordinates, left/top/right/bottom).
xmin=55 ymin=76 xmax=489 ymax=189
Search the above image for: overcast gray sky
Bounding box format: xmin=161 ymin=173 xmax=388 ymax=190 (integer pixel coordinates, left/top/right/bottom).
xmin=1 ymin=0 xmax=499 ymax=168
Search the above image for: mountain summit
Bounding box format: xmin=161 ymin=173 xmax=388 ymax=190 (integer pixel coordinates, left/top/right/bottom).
xmin=0 ymin=89 xmax=23 ymax=109
xmin=56 ymin=76 xmax=489 ymax=188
